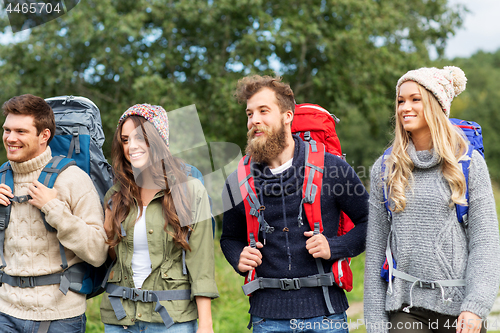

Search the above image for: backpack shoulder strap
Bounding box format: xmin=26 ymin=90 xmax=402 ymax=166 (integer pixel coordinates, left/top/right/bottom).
xmin=299 ymin=141 xmax=336 ymax=314
xmin=38 ymin=156 xmax=77 ymax=272
xmin=38 ymin=156 xmax=76 ymax=234
xmin=237 ymin=154 xmax=272 ymax=286
xmin=300 ymin=141 xmax=325 ymax=233
xmin=38 ymin=156 xmax=77 ymax=189
xmin=237 ymin=155 xmax=261 ymax=248
xmin=380 ymin=147 xmax=393 ymax=219
xmin=456 ymin=145 xmax=474 ymax=226
xmin=0 ymin=162 xmax=13 ymax=269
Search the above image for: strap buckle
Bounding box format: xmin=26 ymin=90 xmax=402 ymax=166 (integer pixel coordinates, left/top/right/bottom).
xmin=18 ymin=276 xmax=35 ymax=288
xmin=304 ymin=131 xmax=311 ymax=141
xmin=418 ymin=280 xmax=436 ymax=289
xmin=127 ymin=288 xmax=152 ymax=302
xmin=280 ymin=278 xmax=301 ymax=291
xmin=317 ymin=273 xmax=334 ymax=286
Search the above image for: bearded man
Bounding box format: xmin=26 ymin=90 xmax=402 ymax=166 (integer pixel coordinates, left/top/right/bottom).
xmin=220 ymin=75 xmax=369 ymax=333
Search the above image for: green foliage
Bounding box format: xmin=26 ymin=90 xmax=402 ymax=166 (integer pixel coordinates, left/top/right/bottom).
xmin=0 ymin=0 xmax=467 ymax=170
xmin=436 ymin=49 xmax=500 ymax=181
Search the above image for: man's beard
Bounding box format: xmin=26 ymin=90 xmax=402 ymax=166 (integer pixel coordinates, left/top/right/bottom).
xmin=245 ymin=120 xmax=287 ymax=164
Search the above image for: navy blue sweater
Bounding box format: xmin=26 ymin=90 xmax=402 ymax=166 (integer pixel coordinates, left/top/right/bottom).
xmin=220 ymin=136 xmax=369 ymax=319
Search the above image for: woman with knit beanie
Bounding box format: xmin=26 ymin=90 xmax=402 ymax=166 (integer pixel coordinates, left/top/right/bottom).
xmin=364 ymin=67 xmax=500 ymax=333
xmin=99 ymin=104 xmax=218 ymax=333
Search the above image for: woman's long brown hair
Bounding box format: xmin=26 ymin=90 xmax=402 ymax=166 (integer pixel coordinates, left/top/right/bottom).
xmin=106 ymin=115 xmax=192 ymax=250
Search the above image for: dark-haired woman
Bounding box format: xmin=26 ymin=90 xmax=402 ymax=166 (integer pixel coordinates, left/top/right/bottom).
xmin=100 ymin=104 xmax=218 ymax=333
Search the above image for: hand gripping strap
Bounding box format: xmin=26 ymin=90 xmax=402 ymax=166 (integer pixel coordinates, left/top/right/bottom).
xmin=237 ymin=156 xmax=261 ymax=288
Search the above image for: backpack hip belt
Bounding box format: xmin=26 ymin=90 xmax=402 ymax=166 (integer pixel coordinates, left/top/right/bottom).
xmin=392 ymin=266 xmax=465 ymax=313
xmin=0 ymin=271 xmax=62 ymax=288
xmin=0 ymin=262 xmax=91 ymax=294
xmin=242 ymin=271 xmax=335 ymax=295
xmin=106 ymin=283 xmax=191 ymax=329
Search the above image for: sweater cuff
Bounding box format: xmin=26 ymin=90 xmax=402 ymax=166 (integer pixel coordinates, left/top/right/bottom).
xmin=461 ymin=301 xmax=490 ymax=319
xmin=328 ymin=238 xmax=348 ymax=262
xmin=40 ymin=198 xmax=63 ymax=227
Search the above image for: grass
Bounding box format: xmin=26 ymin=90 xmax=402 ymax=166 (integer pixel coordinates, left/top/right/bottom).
xmin=84 ymin=182 xmax=500 ymax=332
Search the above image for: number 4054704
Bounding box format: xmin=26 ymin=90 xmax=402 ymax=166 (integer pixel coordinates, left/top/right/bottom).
xmin=6 ymin=2 xmax=62 ymax=14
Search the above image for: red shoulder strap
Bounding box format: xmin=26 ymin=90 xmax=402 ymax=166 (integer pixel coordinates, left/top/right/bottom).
xmin=237 ymin=155 xmax=260 ymax=246
xmin=302 ymin=141 xmax=325 ymax=233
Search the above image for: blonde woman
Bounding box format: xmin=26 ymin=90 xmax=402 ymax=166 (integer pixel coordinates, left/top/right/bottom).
xmin=364 ymin=67 xmax=500 ymax=333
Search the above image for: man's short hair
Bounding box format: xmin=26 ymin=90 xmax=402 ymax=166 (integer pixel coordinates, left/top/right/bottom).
xmin=235 ymin=75 xmax=295 ymax=114
xmin=2 ymin=94 xmax=56 ymax=143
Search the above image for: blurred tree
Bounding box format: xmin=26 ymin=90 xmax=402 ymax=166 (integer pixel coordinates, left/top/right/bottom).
xmin=0 ymin=0 xmax=467 ymax=181
xmin=438 ymin=50 xmax=500 ymax=181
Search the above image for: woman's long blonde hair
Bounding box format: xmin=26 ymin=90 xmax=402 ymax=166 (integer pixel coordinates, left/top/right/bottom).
xmin=385 ymin=83 xmax=468 ymax=212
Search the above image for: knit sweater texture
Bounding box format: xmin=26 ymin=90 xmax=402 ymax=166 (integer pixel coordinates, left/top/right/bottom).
xmin=221 ymin=136 xmax=369 ymax=319
xmin=0 ymin=147 xmax=108 ymax=321
xmin=364 ymin=141 xmax=500 ymax=332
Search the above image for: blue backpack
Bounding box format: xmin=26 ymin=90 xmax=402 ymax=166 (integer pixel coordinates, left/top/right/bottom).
xmin=380 ymin=118 xmax=484 ymax=282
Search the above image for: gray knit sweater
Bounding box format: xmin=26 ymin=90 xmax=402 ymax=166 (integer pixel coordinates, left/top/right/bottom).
xmin=364 ymin=141 xmax=500 ymax=332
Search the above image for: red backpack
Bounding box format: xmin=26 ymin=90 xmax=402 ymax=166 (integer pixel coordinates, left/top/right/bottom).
xmin=292 ymin=103 xmax=354 ymax=292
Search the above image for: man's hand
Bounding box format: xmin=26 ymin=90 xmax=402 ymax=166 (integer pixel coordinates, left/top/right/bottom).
xmin=457 ymin=311 xmax=482 ymax=333
xmin=27 ymin=180 xmax=57 ymax=209
xmin=0 ymin=184 xmax=14 ymax=206
xmin=304 ymin=231 xmax=331 ymax=260
xmin=237 ymin=242 xmax=264 ymax=273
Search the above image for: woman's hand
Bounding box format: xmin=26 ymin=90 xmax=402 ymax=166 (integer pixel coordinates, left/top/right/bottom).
xmin=457 ymin=311 xmax=482 ymax=333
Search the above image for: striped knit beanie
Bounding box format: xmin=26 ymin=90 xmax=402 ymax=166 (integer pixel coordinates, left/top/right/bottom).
xmin=396 ymin=66 xmax=467 ymax=117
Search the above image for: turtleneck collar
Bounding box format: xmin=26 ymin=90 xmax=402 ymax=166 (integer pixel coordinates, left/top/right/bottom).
xmin=9 ymin=147 xmax=52 ymax=183
xmin=251 ymin=135 xmax=304 ymax=197
xmin=407 ymin=139 xmax=441 ymax=169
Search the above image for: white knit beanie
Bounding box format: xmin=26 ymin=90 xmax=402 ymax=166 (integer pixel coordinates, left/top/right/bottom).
xmin=396 ymin=66 xmax=467 ymax=117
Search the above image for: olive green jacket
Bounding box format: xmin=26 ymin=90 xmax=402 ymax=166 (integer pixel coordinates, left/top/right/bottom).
xmin=100 ymin=178 xmax=218 ymax=325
